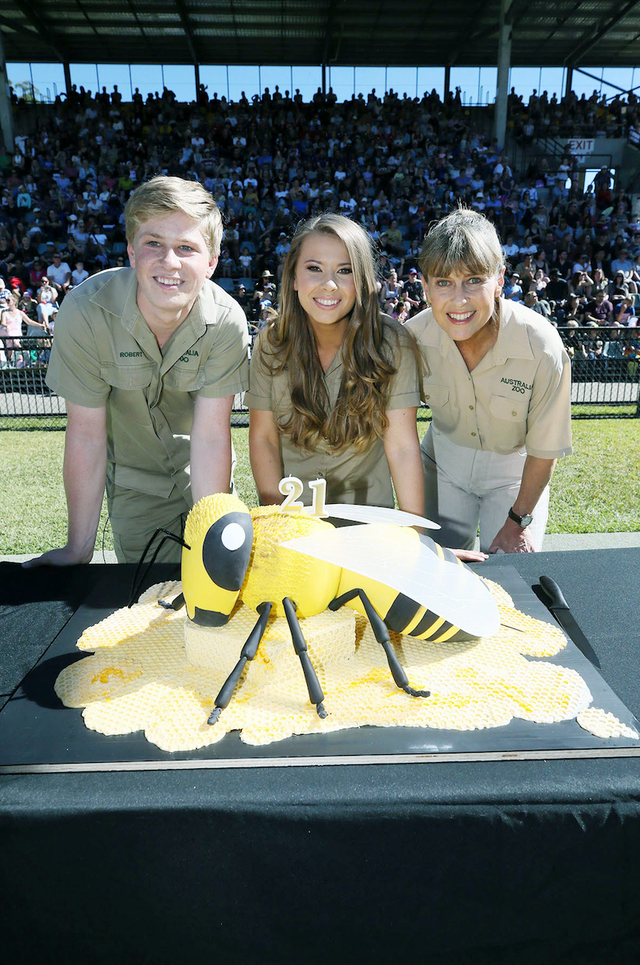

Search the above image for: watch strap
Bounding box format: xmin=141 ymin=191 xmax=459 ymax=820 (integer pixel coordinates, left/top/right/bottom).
xmin=508 ymin=507 xmax=533 ymax=527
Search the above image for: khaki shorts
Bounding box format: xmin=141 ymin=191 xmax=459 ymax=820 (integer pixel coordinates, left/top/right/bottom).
xmin=107 ymin=483 xmax=192 ymax=565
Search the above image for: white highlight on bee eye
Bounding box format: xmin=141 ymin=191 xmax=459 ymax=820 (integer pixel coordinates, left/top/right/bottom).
xmin=221 ymin=523 xmax=246 ymax=551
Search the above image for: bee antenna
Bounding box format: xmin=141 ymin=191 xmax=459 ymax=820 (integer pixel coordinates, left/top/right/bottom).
xmin=127 ymin=527 xmax=191 ymax=608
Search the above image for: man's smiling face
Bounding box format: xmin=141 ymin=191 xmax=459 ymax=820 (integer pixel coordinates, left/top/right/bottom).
xmin=128 ymin=211 xmax=217 ymax=330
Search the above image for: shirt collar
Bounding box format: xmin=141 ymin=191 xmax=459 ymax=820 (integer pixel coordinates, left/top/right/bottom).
xmin=88 ymin=266 xmax=212 ymax=342
xmin=89 ymin=267 xmax=137 ymax=324
xmin=492 ymin=300 xmax=536 ymax=363
xmin=408 ymin=308 xmax=456 ymax=359
xmin=410 ymin=302 xmax=536 ymax=363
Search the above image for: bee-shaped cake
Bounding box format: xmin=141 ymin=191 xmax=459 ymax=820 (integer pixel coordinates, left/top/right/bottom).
xmin=178 ymin=492 xmax=499 ymax=725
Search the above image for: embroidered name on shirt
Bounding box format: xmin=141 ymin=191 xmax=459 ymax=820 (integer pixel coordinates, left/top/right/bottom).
xmin=120 ymin=351 xmax=143 ymax=358
xmin=500 ymin=377 xmax=532 ymax=393
xmin=179 ymin=349 xmax=200 ymax=363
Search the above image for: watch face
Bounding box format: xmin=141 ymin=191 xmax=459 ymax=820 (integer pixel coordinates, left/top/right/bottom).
xmin=509 ymin=508 xmax=533 ymax=527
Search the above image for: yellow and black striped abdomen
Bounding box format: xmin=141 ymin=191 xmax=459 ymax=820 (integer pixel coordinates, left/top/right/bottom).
xmin=384 ymin=593 xmax=475 ymax=642
xmin=384 ymin=537 xmax=477 ymax=642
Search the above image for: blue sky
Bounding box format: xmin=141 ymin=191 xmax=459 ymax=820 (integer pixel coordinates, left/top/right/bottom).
xmin=7 ymin=62 xmax=637 ymax=106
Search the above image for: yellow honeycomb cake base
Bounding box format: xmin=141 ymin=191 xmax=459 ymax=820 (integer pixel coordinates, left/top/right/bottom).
xmin=576 ymin=706 xmax=639 ymax=740
xmin=54 ymin=579 xmax=638 ymax=752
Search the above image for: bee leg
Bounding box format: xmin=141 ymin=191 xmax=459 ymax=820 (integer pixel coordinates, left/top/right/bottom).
xmin=331 ymin=589 xmax=430 ymax=699
xmin=281 ymin=597 xmax=328 ymax=719
xmin=207 ymin=602 xmax=272 ymax=725
xmin=158 ymin=591 xmax=185 ymax=611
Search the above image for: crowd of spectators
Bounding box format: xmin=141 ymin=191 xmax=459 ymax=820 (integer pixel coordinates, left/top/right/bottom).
xmin=508 ymin=85 xmax=640 ymax=142
xmin=0 ymin=80 xmax=639 ymax=369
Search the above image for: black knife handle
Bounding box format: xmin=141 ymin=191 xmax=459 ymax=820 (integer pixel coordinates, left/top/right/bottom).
xmin=538 ymin=575 xmax=570 ymax=611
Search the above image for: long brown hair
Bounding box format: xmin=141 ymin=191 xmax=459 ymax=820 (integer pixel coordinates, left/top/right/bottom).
xmin=259 ymin=213 xmax=399 ymax=453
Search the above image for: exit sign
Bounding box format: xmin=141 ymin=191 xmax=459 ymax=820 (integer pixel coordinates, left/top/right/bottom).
xmin=567 ymin=138 xmax=595 ymax=155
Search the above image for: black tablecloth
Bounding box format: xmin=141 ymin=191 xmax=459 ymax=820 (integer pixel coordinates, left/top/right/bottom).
xmin=1 ymin=552 xmax=640 ymax=965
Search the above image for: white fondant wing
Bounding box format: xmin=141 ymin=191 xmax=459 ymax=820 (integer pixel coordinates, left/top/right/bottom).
xmin=282 ymin=525 xmax=500 ymax=638
xmin=301 ymin=504 xmax=440 ymax=529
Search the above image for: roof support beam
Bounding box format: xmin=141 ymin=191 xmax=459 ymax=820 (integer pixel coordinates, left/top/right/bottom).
xmin=565 ymin=66 xmax=573 ymax=99
xmin=74 ymin=0 xmax=102 ymax=41
xmin=9 ymin=0 xmax=67 ymax=63
xmin=323 ymin=0 xmax=339 ymax=75
xmin=494 ymin=0 xmax=512 ymax=150
xmin=574 ymin=66 xmax=627 ymax=96
xmin=565 ymin=0 xmax=640 ymax=66
xmin=447 ymin=0 xmax=504 ymax=67
xmin=0 ymin=25 xmax=14 ymax=150
xmin=174 ymin=0 xmax=199 ymax=64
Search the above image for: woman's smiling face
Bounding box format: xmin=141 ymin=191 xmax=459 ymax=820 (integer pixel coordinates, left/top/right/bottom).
xmin=424 ymin=267 xmax=504 ymax=345
xmin=293 ymin=231 xmax=356 ymax=337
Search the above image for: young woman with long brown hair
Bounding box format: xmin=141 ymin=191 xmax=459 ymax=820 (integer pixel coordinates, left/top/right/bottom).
xmin=246 ymin=213 xmax=425 ymax=514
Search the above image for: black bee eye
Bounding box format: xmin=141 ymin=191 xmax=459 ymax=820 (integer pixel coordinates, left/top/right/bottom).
xmin=202 ymin=512 xmax=253 ymax=591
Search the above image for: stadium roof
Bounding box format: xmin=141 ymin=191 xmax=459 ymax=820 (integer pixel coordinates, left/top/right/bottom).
xmin=0 ymin=0 xmax=639 ymax=71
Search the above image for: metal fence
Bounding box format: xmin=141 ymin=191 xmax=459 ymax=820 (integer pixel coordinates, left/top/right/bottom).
xmin=0 ymin=336 xmax=250 ymax=429
xmin=558 ymin=326 xmax=640 ymax=418
xmin=1 ymin=330 xmax=638 ymax=430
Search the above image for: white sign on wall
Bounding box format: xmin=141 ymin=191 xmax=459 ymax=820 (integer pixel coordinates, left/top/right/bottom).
xmin=567 ymin=138 xmax=595 ymax=157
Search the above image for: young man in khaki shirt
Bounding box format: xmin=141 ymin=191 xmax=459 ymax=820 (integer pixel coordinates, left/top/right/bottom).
xmin=25 ymin=176 xmax=249 ymax=566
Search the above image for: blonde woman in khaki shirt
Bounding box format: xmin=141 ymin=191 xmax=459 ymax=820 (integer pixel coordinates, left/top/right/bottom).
xmin=407 ymin=208 xmax=572 ymax=554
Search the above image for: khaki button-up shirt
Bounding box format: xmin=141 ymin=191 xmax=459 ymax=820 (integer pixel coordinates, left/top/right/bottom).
xmin=245 ymin=318 xmax=421 ymax=507
xmin=46 ymin=268 xmax=249 ymax=497
xmin=406 ymin=299 xmax=572 ymax=459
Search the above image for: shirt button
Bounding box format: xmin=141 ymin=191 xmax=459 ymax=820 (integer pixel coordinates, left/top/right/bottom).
xmin=469 ymin=404 xmax=474 ymax=410
xmin=512 ymin=410 xmax=517 ymax=416
xmin=425 ymin=394 xmax=430 ymax=400
xmin=471 ymin=432 xmax=477 ymax=437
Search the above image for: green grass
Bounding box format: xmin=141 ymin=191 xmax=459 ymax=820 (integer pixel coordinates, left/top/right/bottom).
xmin=416 ymin=415 xmax=640 ymax=535
xmin=233 ymin=426 xmax=258 ymax=509
xmin=547 ymin=420 xmax=640 ymax=533
xmin=0 ymin=418 xmax=638 ymax=554
xmin=0 ymin=427 xmax=259 ymax=556
xmin=570 ymin=404 xmax=638 ymax=418
xmin=0 ymin=430 xmax=109 ymax=555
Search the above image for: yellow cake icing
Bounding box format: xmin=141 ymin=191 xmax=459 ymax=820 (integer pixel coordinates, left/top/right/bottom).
xmin=54 ymin=576 xmax=638 ymax=752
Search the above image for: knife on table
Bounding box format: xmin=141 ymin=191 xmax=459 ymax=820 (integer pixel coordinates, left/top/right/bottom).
xmin=533 ymin=575 xmax=601 ymax=669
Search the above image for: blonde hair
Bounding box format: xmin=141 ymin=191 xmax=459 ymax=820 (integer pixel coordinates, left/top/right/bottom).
xmin=420 ymin=207 xmax=504 ymax=280
xmin=260 ymin=213 xmax=401 ymax=453
xmin=124 ymin=176 xmax=223 ymax=256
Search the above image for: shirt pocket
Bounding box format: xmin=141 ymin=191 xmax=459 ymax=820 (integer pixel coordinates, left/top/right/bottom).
xmin=100 ymin=362 xmax=154 ymax=426
xmin=490 ymin=394 xmax=528 ymax=422
xmin=422 ymin=384 xmax=450 ymax=409
xmin=100 ymin=362 xmax=154 ymax=391
xmin=164 ymin=365 xmax=207 ymax=393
